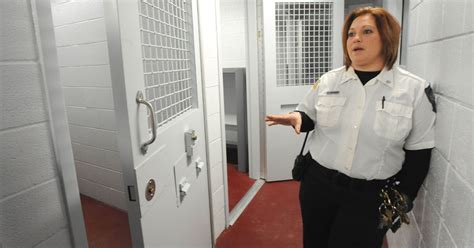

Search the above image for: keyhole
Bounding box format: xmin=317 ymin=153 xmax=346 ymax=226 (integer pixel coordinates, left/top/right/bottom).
xmin=145 ymin=179 xmax=156 ymax=201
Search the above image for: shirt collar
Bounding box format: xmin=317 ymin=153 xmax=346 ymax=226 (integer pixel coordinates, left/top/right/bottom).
xmin=340 ymin=66 xmax=395 ymax=88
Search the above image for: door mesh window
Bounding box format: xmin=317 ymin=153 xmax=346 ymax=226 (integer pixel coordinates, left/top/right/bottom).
xmin=139 ymin=0 xmax=196 ymax=127
xmin=275 ymin=2 xmax=333 ymax=87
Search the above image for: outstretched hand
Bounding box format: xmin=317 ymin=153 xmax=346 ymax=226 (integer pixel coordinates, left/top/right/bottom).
xmin=265 ymin=112 xmax=302 ymax=134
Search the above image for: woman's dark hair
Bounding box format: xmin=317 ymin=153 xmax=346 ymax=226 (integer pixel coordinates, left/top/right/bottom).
xmin=342 ymin=7 xmax=401 ymax=70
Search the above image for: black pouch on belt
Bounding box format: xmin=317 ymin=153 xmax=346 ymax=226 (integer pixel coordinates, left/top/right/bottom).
xmin=292 ymin=132 xmax=311 ymax=181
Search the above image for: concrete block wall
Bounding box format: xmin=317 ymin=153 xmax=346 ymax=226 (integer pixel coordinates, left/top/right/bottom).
xmin=198 ymin=0 xmax=227 ymax=240
xmin=387 ymin=0 xmax=473 ymax=247
xmin=220 ymin=0 xmax=248 ymax=68
xmin=0 ymin=0 xmax=72 ymax=247
xmin=51 ymin=0 xmax=126 ymax=210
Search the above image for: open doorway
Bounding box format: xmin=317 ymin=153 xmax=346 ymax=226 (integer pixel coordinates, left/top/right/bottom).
xmin=219 ymin=0 xmax=265 ymax=221
xmin=223 ymin=69 xmax=256 ymax=212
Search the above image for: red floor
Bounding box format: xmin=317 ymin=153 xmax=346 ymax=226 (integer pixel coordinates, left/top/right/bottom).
xmin=216 ymin=180 xmax=389 ymax=248
xmin=81 ymin=183 xmax=388 ymax=248
xmin=217 ymin=181 xmax=303 ymax=248
xmin=227 ymin=163 xmax=256 ymax=211
xmin=80 ymin=195 xmax=132 ymax=248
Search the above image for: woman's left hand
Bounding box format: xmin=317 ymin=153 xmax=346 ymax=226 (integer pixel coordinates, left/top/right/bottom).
xmin=265 ymin=112 xmax=302 ymax=134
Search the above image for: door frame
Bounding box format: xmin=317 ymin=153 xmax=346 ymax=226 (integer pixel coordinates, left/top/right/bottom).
xmin=245 ymin=0 xmax=264 ymax=180
xmin=34 ymin=0 xmax=88 ymax=246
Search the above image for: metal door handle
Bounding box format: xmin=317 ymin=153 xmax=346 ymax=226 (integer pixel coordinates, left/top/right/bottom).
xmin=136 ymin=91 xmax=156 ymax=154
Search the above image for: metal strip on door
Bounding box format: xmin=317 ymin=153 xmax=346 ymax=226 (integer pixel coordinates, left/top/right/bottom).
xmin=139 ymin=0 xmax=196 ymax=128
xmin=275 ymin=2 xmax=333 ymax=87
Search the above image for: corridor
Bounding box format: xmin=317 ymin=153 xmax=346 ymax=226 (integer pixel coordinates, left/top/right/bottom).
xmin=1 ymin=0 xmax=472 ymax=247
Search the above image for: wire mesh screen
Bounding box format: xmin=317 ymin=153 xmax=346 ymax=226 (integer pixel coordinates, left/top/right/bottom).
xmin=275 ymin=2 xmax=333 ymax=87
xmin=139 ymin=0 xmax=196 ymax=128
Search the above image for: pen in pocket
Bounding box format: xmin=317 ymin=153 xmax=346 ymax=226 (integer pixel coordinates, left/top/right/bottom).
xmin=382 ymin=96 xmax=385 ymax=109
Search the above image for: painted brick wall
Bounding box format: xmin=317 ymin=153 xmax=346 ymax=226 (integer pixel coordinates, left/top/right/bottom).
xmin=387 ymin=0 xmax=473 ymax=247
xmin=0 ymin=0 xmax=72 ymax=247
xmin=220 ymin=0 xmax=248 ymax=68
xmin=198 ymin=0 xmax=227 ymax=240
xmin=51 ymin=0 xmax=126 ymax=210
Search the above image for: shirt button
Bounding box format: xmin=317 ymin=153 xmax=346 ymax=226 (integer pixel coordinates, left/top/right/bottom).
xmin=353 ymin=125 xmax=358 ymax=129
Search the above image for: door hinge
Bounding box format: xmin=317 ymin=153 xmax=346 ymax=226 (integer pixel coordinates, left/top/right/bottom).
xmin=127 ymin=185 xmax=137 ymax=202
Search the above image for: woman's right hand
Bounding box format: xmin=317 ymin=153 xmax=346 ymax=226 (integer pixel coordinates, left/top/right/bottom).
xmin=265 ymin=112 xmax=302 ymax=134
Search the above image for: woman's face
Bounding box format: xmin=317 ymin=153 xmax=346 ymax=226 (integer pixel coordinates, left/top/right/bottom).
xmin=346 ymin=14 xmax=384 ymax=71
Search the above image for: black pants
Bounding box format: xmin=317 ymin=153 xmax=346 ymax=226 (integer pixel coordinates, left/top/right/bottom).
xmin=299 ymin=157 xmax=388 ymax=248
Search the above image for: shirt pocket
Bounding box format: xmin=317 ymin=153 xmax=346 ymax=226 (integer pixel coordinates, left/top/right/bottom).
xmin=373 ymin=101 xmax=413 ymax=140
xmin=315 ymin=96 xmax=347 ymax=127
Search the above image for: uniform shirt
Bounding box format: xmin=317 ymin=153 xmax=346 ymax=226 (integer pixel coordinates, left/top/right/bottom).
xmin=296 ymin=65 xmax=436 ymax=180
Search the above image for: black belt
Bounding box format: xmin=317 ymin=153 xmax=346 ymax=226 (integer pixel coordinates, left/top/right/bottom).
xmin=308 ymin=157 xmax=396 ymax=192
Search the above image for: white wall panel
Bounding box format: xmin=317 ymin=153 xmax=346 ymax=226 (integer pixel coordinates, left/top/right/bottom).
xmin=437 ymin=222 xmax=457 ymax=248
xmin=424 ymin=150 xmax=448 ymax=213
xmin=212 ymin=185 xmax=225 ymax=219
xmin=57 ymin=42 xmax=109 ymax=67
xmin=51 ymin=0 xmax=104 ymax=26
xmin=0 ymin=180 xmax=69 ymax=247
xmin=442 ymin=168 xmax=473 ymax=248
xmin=412 ymin=187 xmax=426 ymax=225
xmin=207 ymin=113 xmax=222 ymax=143
xmin=433 ymin=97 xmax=454 ymax=159
xmin=395 ymin=1 xmax=473 ymax=247
xmin=76 ymin=161 xmax=124 ymax=191
xmin=449 ymin=105 xmax=474 ymax=185
xmin=441 ymin=0 xmax=466 ymax=38
xmin=420 ymin=200 xmax=441 ymax=248
xmin=0 ymin=124 xmax=55 ymax=199
xmin=464 ymin=0 xmax=473 ymax=32
xmin=209 ymin=138 xmax=223 ymax=168
xmin=0 ymin=64 xmax=48 ymax=130
xmin=202 ymin=57 xmax=220 ymax=87
xmin=211 ymin=161 xmax=224 ymax=193
xmin=60 ymin=65 xmax=111 ymax=87
xmin=35 ymin=228 xmax=72 ymax=248
xmin=0 ymin=0 xmax=37 ymax=61
xmin=55 ymin=18 xmax=106 ymax=47
xmin=205 ymin=86 xmax=221 ymax=115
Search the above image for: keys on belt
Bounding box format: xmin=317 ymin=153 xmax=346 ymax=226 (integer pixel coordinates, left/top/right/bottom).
xmin=378 ymin=187 xmax=410 ymax=232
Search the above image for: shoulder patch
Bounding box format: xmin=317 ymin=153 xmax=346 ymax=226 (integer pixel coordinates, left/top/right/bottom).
xmin=311 ymin=79 xmax=320 ymax=91
xmin=425 ymin=85 xmax=437 ymax=113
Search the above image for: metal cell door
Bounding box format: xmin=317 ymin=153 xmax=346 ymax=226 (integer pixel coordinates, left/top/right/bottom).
xmin=263 ymin=0 xmax=344 ymax=181
xmin=105 ymin=0 xmax=212 ymax=247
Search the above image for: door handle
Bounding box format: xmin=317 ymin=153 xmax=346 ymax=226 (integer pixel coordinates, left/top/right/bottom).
xmin=136 ymin=91 xmax=157 ymax=154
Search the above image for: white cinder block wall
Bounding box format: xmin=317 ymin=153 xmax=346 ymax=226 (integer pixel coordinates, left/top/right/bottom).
xmin=0 ymin=0 xmax=73 ymax=247
xmin=51 ymin=0 xmax=126 ymax=210
xmin=198 ymin=0 xmax=228 ymax=240
xmin=387 ymin=0 xmax=473 ymax=247
xmin=220 ymin=0 xmax=248 ymax=68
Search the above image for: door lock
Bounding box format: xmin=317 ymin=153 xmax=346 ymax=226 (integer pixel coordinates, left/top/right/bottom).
xmin=195 ymin=158 xmax=205 ymax=174
xmin=179 ymin=178 xmax=191 ymax=202
xmin=185 ymin=130 xmax=197 ymax=157
xmin=145 ymin=179 xmax=156 ymax=201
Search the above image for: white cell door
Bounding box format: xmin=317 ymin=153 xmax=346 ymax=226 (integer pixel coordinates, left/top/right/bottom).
xmin=105 ymin=0 xmax=212 ymax=247
xmin=263 ymin=0 xmax=344 ymax=181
